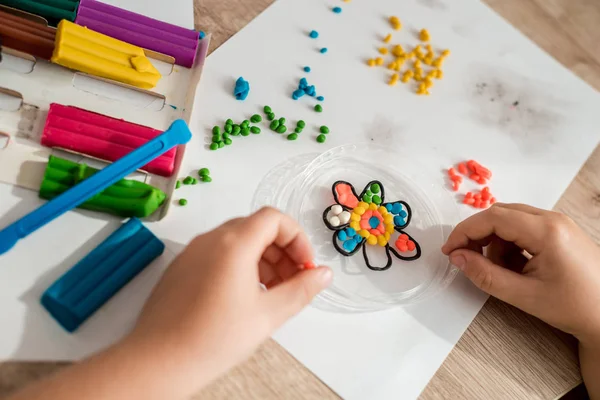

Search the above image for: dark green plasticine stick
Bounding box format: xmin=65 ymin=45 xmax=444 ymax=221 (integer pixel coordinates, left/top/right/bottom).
xmin=0 ymin=0 xmax=79 ymax=26
xmin=39 ymin=156 xmax=166 ymax=218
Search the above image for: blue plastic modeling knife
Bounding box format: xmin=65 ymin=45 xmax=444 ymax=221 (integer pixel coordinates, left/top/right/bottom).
xmin=0 ymin=119 xmax=192 ymax=255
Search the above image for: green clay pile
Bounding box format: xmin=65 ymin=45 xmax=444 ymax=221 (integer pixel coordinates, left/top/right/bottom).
xmin=210 ymin=118 xmax=261 ymax=150
xmin=176 ymin=168 xmax=213 ymax=206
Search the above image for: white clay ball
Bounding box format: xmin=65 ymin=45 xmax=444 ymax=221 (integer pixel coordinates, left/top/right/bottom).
xmin=331 ymin=205 xmax=343 ymax=215
xmin=338 ymin=211 xmax=351 ymax=224
xmin=329 ymin=216 xmax=341 ymax=227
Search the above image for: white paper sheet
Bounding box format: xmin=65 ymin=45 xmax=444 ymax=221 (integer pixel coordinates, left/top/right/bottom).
xmin=0 ymin=0 xmax=599 ymax=399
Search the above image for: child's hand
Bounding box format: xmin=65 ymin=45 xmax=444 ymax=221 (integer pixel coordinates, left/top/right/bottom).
xmin=442 ymin=203 xmax=600 ymax=344
xmin=125 ymin=207 xmax=332 ymax=393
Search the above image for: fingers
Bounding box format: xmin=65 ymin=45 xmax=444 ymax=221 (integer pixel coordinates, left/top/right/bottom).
xmin=494 ymin=203 xmax=547 ymax=216
xmin=240 ymin=207 xmax=314 ymax=264
xmin=263 ymin=266 xmax=333 ymax=329
xmin=442 ymin=205 xmax=546 ymax=256
xmin=258 ymin=254 xmax=302 ymax=287
xmin=450 ymin=249 xmax=531 ymax=308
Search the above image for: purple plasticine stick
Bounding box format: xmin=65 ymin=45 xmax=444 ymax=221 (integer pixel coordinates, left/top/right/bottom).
xmin=75 ymin=0 xmax=199 ymax=67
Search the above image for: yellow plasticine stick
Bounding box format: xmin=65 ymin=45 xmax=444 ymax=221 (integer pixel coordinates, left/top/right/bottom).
xmin=51 ymin=20 xmax=161 ymax=89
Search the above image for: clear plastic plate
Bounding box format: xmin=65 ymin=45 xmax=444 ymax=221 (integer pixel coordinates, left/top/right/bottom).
xmin=252 ymin=144 xmax=460 ymax=312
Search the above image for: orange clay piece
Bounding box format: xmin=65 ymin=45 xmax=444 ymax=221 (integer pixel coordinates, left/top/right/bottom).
xmin=467 ymin=160 xmax=477 ymax=172
xmin=452 ymin=182 xmax=460 ymax=192
xmin=458 ymin=163 xmax=468 ymax=175
xmin=303 ymin=261 xmax=317 ymax=270
xmin=474 ymin=199 xmax=482 ymax=208
xmin=470 ymin=173 xmax=481 ymax=182
xmin=379 ymin=47 xmax=389 ymax=55
xmin=375 ymin=57 xmax=384 ymax=66
xmin=465 ymin=191 xmax=473 ymax=199
xmin=474 ymin=193 xmax=482 ymax=200
xmin=367 ymin=59 xmax=376 ymax=67
xmin=463 ymin=196 xmax=475 ymax=205
xmin=477 ymin=177 xmax=487 ymax=185
xmin=335 ymin=183 xmax=359 ymax=208
xmin=384 ymin=34 xmax=392 ymax=43
xmin=490 ymin=197 xmax=497 ymax=204
xmin=451 ymin=175 xmax=463 ymax=183
xmin=448 ymin=167 xmax=457 ymax=176
xmin=480 ymin=200 xmax=490 ymax=209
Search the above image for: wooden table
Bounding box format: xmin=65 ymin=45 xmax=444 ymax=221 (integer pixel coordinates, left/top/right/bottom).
xmin=1 ymin=0 xmax=599 ymax=398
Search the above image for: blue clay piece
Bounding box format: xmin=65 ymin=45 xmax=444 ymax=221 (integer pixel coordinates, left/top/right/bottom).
xmin=304 ymin=66 xmax=311 ymax=73
xmin=343 ymin=238 xmax=357 ymax=252
xmin=346 ymin=227 xmax=356 ymax=237
xmin=199 ymin=31 xmax=206 ymax=39
xmin=320 ymin=47 xmax=328 ymax=54
xmin=332 ymin=6 xmax=342 ymax=13
xmin=337 ymin=230 xmax=347 ymax=241
xmin=309 ymin=30 xmax=319 ymax=38
xmin=399 ymin=210 xmax=408 ymax=218
xmin=299 ymin=78 xmax=308 ymax=89
xmin=391 ymin=202 xmax=402 ymax=215
xmin=234 ymin=77 xmax=250 ymax=100
xmin=394 ymin=216 xmax=406 ymax=226
xmin=317 ymin=96 xmax=324 ymax=101
xmin=369 ymin=216 xmax=380 ymax=229
xmin=386 ymin=204 xmax=393 ymax=212
xmin=292 ymin=89 xmax=305 ymax=100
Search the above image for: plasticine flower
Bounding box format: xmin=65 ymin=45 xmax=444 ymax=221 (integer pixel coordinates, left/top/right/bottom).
xmin=323 ymin=180 xmax=421 ymax=271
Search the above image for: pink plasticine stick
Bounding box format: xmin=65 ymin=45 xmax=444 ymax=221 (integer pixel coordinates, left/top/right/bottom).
xmin=41 ymin=104 xmax=177 ymax=177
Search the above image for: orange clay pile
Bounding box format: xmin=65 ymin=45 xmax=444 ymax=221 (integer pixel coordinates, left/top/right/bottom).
xmin=447 ymin=160 xmax=496 ymax=209
xmin=367 ymin=16 xmax=449 ymax=95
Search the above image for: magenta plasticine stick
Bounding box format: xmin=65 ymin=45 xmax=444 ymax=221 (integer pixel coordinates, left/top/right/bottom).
xmin=75 ymin=0 xmax=199 ymax=67
xmin=41 ymin=104 xmax=178 ymax=177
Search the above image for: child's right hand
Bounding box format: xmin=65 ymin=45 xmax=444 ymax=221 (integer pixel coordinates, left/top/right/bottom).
xmin=442 ymin=203 xmax=600 ymax=346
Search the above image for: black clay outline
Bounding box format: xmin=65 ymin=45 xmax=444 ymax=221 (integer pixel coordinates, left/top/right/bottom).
xmin=324 ymin=180 xmax=422 ymax=270
xmin=383 ymin=200 xmax=413 ymax=229
xmin=363 ymin=243 xmax=393 ymax=271
xmin=359 ymin=180 xmax=385 ymax=204
xmin=322 ymin=204 xmax=351 ymax=231
xmin=332 ymin=231 xmax=365 ymax=256
xmin=332 ymin=180 xmax=360 ymax=207
xmin=388 ymin=228 xmax=422 ymax=261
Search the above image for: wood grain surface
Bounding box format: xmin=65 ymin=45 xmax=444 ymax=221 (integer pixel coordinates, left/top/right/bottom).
xmin=1 ymin=0 xmax=599 ymax=399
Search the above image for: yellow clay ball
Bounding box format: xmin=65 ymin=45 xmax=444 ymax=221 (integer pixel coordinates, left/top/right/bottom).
xmin=350 ymin=221 xmax=360 ymax=231
xmin=351 ymin=213 xmax=361 ymax=222
xmin=369 ymin=203 xmax=378 ymax=211
xmin=359 ymin=229 xmax=370 ymax=238
xmin=377 ymin=235 xmax=388 ymax=247
xmin=367 ymin=235 xmax=378 ymax=245
xmin=354 ymin=206 xmax=365 ymax=215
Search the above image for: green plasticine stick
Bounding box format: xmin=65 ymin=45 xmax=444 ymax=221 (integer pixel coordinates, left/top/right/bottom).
xmin=0 ymin=0 xmax=79 ymax=26
xmin=39 ymin=156 xmax=166 ymax=218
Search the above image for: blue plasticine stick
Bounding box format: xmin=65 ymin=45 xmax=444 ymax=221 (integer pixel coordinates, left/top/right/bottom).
xmin=41 ymin=218 xmax=165 ymax=332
